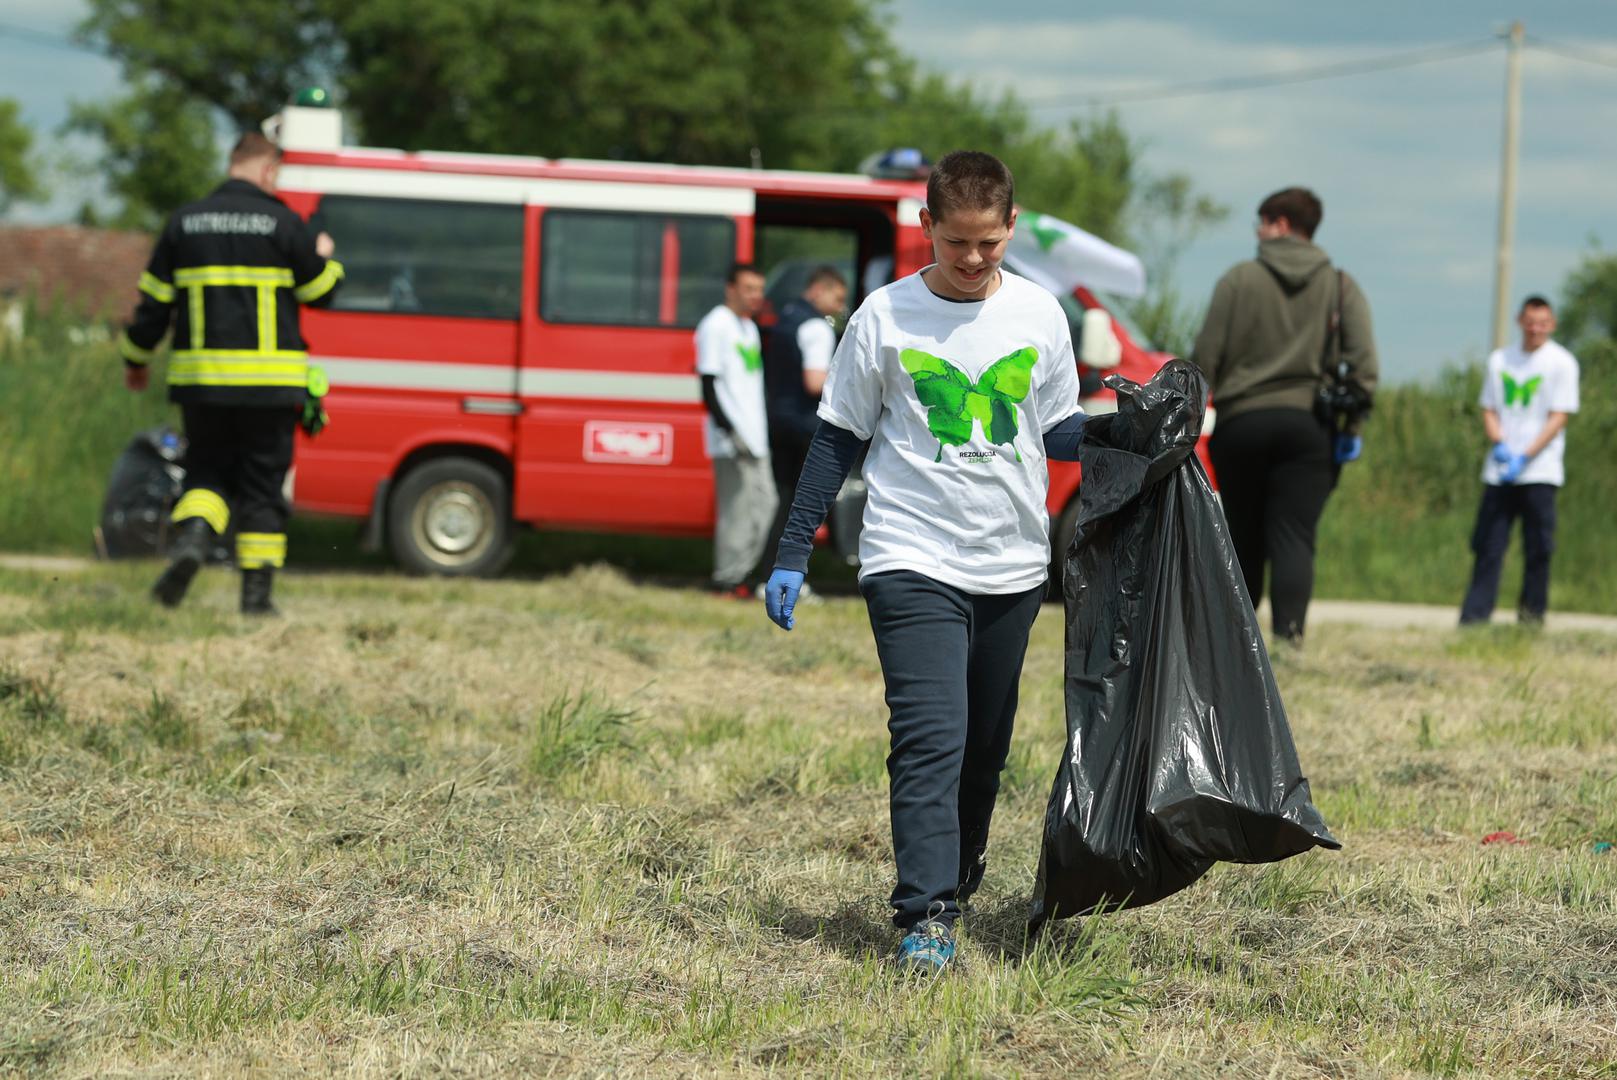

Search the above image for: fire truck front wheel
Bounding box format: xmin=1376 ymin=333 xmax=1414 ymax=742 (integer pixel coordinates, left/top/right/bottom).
xmin=387 ymin=457 xmax=515 ymax=577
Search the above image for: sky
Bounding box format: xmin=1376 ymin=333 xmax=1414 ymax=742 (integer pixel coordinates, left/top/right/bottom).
xmin=885 ymin=0 xmax=1617 ymax=381
xmin=4 ymin=1 xmax=1616 ymax=382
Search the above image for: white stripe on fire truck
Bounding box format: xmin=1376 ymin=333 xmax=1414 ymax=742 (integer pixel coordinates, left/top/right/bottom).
xmin=317 ymin=358 xmax=516 ymax=393
xmin=315 ymin=357 xmax=701 ymax=403
xmin=517 ymin=369 xmax=700 ymax=403
xmin=278 ymin=165 xmax=756 ymax=216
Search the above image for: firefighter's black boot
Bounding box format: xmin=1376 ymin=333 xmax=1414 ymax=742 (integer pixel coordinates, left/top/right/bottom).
xmin=152 ymin=518 xmax=213 ymax=608
xmin=240 ymin=567 xmax=279 ymax=617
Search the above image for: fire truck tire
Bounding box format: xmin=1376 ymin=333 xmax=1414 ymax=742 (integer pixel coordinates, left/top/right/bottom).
xmin=1047 ymin=496 xmax=1080 ymax=600
xmin=387 ymin=457 xmax=514 ymax=577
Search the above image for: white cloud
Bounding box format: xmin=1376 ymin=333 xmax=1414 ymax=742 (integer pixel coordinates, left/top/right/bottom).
xmin=890 ymin=11 xmax=1617 ymax=379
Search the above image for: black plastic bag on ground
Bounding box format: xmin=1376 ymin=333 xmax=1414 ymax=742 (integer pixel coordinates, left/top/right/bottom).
xmin=96 ymin=427 xmax=186 ymax=559
xmin=1031 ymin=359 xmax=1340 ymax=926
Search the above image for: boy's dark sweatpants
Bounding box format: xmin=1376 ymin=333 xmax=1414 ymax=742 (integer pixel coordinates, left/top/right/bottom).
xmin=1208 ymin=407 xmax=1335 ymax=642
xmin=860 ymin=570 xmax=1045 ymax=930
xmin=1460 ymin=482 xmax=1558 ymax=624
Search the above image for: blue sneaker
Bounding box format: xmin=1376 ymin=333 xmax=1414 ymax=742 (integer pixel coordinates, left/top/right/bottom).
xmin=897 ymin=919 xmax=956 ymax=975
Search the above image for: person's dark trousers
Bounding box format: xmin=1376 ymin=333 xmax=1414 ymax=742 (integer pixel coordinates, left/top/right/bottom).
xmin=860 ymin=570 xmax=1045 ymax=930
xmin=176 ymin=404 xmax=297 ymax=565
xmin=1460 ymin=483 xmax=1558 ymax=624
xmin=760 ymin=413 xmax=815 ymax=573
xmin=1208 ymin=407 xmax=1335 ymax=643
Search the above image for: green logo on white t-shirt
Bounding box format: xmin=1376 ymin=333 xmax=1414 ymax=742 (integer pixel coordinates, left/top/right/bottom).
xmin=1021 ymin=211 xmax=1065 ymax=253
xmin=899 ymin=346 xmax=1038 ymax=463
xmin=1502 ymin=373 xmax=1542 ymax=408
xmin=736 ymin=342 xmax=762 ymax=373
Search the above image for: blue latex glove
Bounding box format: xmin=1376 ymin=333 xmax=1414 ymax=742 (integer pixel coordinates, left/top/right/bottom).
xmin=1491 ymin=442 xmax=1513 ymax=465
xmin=1499 ymin=451 xmax=1528 ymax=484
xmin=1333 ymin=434 xmax=1362 ymax=464
xmin=764 ymin=568 xmax=804 ymax=631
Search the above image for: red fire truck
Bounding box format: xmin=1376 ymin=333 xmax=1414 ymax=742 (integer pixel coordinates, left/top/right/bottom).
xmin=270 ymin=106 xmax=1199 ymax=577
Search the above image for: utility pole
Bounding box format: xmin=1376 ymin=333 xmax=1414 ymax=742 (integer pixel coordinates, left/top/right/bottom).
xmin=1491 ymin=20 xmax=1524 ymax=351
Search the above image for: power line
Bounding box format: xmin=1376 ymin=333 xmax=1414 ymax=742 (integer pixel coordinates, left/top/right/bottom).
xmin=1023 ymin=36 xmax=1502 ymax=110
xmin=0 ymin=20 xmax=99 ymax=56
xmin=1527 ymin=36 xmax=1617 ymax=73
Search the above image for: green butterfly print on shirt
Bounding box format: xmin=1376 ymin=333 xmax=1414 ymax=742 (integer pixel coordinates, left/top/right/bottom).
xmin=899 ymin=347 xmax=1039 ymax=462
xmin=1502 ymin=373 xmax=1542 ymax=407
xmin=736 ymin=342 xmax=763 ymax=373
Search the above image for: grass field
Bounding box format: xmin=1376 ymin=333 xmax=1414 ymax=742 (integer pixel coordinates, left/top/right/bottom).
xmin=1 ymin=560 xmax=1614 ymax=1077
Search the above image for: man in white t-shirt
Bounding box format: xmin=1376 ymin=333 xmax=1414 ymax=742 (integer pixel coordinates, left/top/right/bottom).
xmin=758 ymin=151 xmax=1087 ymax=975
xmin=695 ymin=263 xmax=776 ymax=596
xmin=1460 ymin=295 xmax=1581 ymax=625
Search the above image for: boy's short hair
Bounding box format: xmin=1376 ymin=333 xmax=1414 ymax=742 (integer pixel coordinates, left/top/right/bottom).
xmin=230 ymin=132 xmax=283 ymax=167
xmin=926 ymin=150 xmax=1015 ymax=225
xmin=726 ymin=262 xmax=762 ymax=284
xmin=1257 ymin=187 xmax=1323 ymax=239
xmin=806 ymin=266 xmax=846 ymax=290
xmin=1520 ymin=295 xmax=1553 ymax=314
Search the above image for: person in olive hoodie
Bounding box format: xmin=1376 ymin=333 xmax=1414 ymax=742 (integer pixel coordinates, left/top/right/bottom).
xmin=1190 ymin=187 xmax=1377 ymax=644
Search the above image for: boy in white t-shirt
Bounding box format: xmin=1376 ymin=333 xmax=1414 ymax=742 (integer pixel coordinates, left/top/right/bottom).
xmin=761 ymin=151 xmax=1087 ymax=974
xmin=1460 ymin=295 xmax=1580 ymax=625
xmin=695 ymin=264 xmax=777 ymax=596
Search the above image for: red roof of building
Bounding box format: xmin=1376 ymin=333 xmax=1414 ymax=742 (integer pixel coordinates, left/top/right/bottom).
xmin=0 ymin=226 xmax=153 ymax=319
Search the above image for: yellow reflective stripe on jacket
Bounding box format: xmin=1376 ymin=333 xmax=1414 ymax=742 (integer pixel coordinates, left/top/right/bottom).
xmin=174 ymin=265 xmax=295 ymax=287
xmin=236 ymin=532 xmax=287 ymax=569
xmin=138 ymin=271 xmax=176 ymax=304
xmin=188 ymin=286 xmax=205 ymax=348
xmin=168 ymin=349 xmax=309 ymax=387
xmin=172 ymin=489 xmax=230 ymax=535
xmin=293 ymin=259 xmax=344 ymax=303
xmin=257 ymin=285 xmax=278 ymax=354
xmin=119 ymin=331 xmax=156 ymax=365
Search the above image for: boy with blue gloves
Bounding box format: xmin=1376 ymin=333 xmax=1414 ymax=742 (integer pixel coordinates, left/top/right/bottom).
xmin=1460 ymin=295 xmax=1580 ymax=625
xmin=762 ymin=150 xmax=1087 ymax=975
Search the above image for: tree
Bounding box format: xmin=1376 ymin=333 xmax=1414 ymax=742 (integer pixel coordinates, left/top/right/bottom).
xmin=78 ymin=0 xmax=337 ymax=129
xmin=76 ymin=0 xmax=1223 ymax=303
xmin=0 ymin=98 xmax=44 ymax=215
xmin=64 ymin=80 xmax=220 ymax=231
xmin=1557 ymin=246 xmax=1617 ymax=351
xmin=1122 ymin=175 xmax=1229 ymax=356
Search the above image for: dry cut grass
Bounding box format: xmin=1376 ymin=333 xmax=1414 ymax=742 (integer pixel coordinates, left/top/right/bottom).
xmin=0 ymin=560 xmax=1614 ymax=1078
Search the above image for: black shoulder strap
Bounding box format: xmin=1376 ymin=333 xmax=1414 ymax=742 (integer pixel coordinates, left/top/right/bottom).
xmin=1324 ymin=269 xmax=1345 ymax=379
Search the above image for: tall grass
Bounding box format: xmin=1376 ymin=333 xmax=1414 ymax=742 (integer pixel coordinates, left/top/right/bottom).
xmin=2 ymin=299 xmax=1613 ymax=610
xmin=0 ymin=299 xmax=171 ymax=553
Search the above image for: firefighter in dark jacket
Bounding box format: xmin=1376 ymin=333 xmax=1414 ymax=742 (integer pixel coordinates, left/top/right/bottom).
xmin=121 ymin=131 xmax=343 ymax=615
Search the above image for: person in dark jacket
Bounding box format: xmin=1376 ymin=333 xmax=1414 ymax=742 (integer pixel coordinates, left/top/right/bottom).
xmin=1190 ymin=187 xmax=1378 ymax=644
xmin=760 ymin=266 xmax=847 ymax=580
xmin=121 ymin=131 xmax=343 ymax=615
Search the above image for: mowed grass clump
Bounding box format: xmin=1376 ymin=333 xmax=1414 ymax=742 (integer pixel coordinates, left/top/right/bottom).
xmin=1 ymin=561 xmax=1615 ymax=1076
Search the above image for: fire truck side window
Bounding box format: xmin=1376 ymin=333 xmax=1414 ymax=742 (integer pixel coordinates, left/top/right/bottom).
xmin=313 ymin=196 xmax=523 ymax=319
xmin=540 ymin=211 xmax=735 ymax=329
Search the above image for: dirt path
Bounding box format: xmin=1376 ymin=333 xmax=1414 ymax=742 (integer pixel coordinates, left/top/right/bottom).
xmin=5 ymin=552 xmax=1615 ymax=634
xmin=1265 ymin=598 xmax=1617 ymax=634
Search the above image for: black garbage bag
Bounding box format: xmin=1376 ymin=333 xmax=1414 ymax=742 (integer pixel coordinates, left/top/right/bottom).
xmin=96 ymin=427 xmax=187 ymax=559
xmin=1031 ymin=359 xmax=1339 ymax=926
